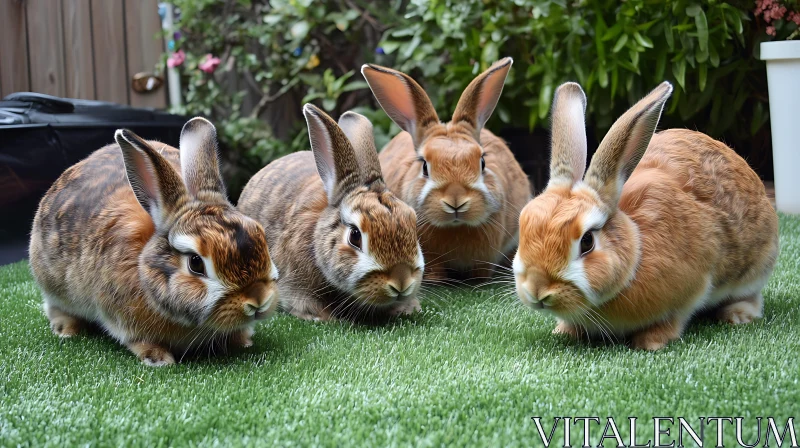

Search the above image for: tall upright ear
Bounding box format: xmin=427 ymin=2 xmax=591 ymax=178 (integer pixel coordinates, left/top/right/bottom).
xmin=361 ymin=64 xmax=440 ymax=148
xmin=451 ymin=57 xmax=513 ymax=142
xmin=303 ymin=104 xmax=361 ymax=203
xmin=547 ymin=82 xmax=588 ymax=189
xmin=115 ymin=129 xmax=187 ymax=227
xmin=584 ymin=81 xmax=673 ymax=211
xmin=179 ymin=117 xmax=226 ymax=199
xmin=338 ymin=111 xmax=383 ymax=186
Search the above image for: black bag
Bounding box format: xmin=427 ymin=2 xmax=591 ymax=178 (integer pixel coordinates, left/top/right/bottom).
xmin=0 ymin=92 xmax=186 ymax=248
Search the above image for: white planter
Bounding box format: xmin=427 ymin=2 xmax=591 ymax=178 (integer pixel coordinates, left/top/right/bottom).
xmin=761 ymin=40 xmax=800 ymax=215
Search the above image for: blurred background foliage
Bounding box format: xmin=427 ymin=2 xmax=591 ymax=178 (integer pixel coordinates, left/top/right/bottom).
xmin=164 ymin=0 xmax=796 ymax=197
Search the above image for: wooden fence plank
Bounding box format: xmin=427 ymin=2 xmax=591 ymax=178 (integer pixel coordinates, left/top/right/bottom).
xmin=26 ymin=0 xmax=66 ymax=97
xmin=125 ymin=0 xmax=166 ymax=108
xmin=63 ymin=0 xmax=95 ymax=99
xmin=0 ymin=0 xmax=30 ymax=97
xmin=0 ymin=0 xmax=30 ymax=96
xmin=91 ymin=0 xmax=128 ymax=104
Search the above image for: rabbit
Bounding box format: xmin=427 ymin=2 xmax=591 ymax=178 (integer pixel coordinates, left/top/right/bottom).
xmin=361 ymin=57 xmax=531 ymax=281
xmin=512 ymin=81 xmax=780 ymax=350
xmin=28 ymin=118 xmax=279 ymax=366
xmin=237 ymin=104 xmax=424 ymax=322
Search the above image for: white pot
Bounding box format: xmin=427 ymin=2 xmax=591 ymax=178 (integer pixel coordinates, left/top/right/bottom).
xmin=762 ymin=40 xmax=800 ymax=215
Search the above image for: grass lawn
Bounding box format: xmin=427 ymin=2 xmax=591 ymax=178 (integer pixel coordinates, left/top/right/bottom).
xmin=1 ymin=215 xmax=799 ymax=447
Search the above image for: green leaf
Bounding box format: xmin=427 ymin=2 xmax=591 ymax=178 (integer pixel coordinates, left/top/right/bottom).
xmin=633 ymin=32 xmax=653 ymax=49
xmin=401 ymin=35 xmax=421 ymax=59
xmin=672 ymin=59 xmax=686 ymax=90
xmin=538 ymin=81 xmax=553 ymax=120
xmin=597 ymin=63 xmax=609 ymax=88
xmin=685 ymin=4 xmax=702 ymax=17
xmin=613 ymin=35 xmax=628 ymax=53
xmin=694 ymin=9 xmax=709 ymax=54
xmin=655 ymin=50 xmax=667 ymax=81
xmin=665 ymin=24 xmax=675 ymax=50
xmin=322 ymin=98 xmax=336 ymax=111
xmin=482 ymin=41 xmax=499 ymax=67
xmin=379 ymin=41 xmax=401 ymax=55
xmin=301 ymin=92 xmax=327 ymax=103
xmin=698 ymin=63 xmax=707 ymax=91
xmin=709 ymin=43 xmax=720 ymax=67
xmin=341 ymin=81 xmax=368 ymax=93
xmin=594 ymin=16 xmax=607 ymax=62
xmin=290 ymin=20 xmax=310 ymax=40
xmin=611 ymin=66 xmax=619 ymax=99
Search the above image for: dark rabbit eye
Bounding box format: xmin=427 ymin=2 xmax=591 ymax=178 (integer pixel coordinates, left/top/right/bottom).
xmin=421 ymin=160 xmax=429 ymax=178
xmin=580 ymin=231 xmax=595 ymax=257
xmin=348 ymin=225 xmax=362 ymax=250
xmin=188 ymin=254 xmax=207 ymax=276
xmin=480 ymin=156 xmax=486 ymax=172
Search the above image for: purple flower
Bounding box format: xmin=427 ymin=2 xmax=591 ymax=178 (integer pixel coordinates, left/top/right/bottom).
xmin=293 ymin=47 xmax=303 ymax=57
xmin=375 ymin=47 xmax=385 ymax=55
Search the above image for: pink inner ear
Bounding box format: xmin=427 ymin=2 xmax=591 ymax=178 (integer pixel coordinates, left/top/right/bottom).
xmin=476 ymin=74 xmax=505 ymax=127
xmin=132 ymin=149 xmax=160 ymax=202
xmin=369 ymin=71 xmax=416 ymax=130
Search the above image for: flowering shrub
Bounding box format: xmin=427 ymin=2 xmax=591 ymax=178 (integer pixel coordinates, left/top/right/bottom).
xmin=754 ymin=0 xmax=800 ymax=38
xmin=162 ymin=0 xmax=775 ymax=196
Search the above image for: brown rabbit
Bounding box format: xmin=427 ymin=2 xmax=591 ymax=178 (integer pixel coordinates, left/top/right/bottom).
xmin=513 ymin=81 xmax=780 ymax=350
xmin=361 ymin=58 xmax=531 ymax=281
xmin=29 ymin=118 xmax=279 ymax=366
xmin=237 ymin=105 xmax=424 ymax=322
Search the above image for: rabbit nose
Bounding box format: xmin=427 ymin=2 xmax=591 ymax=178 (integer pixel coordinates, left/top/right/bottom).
xmin=441 ymin=198 xmax=470 ymax=212
xmin=241 ymin=281 xmax=274 ymax=316
xmin=387 ymin=264 xmax=416 ymax=297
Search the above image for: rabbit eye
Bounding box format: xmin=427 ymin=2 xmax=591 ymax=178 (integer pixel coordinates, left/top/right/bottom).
xmin=188 ymin=254 xmax=207 ymax=277
xmin=480 ymin=156 xmax=486 ymax=172
xmin=348 ymin=225 xmax=362 ymax=250
xmin=580 ymin=231 xmax=595 ymax=257
xmin=421 ymin=160 xmax=429 ymax=178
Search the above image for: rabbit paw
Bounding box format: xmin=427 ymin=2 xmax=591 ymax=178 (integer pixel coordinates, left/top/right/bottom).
xmin=552 ymin=320 xmax=581 ymax=339
xmin=718 ymin=296 xmax=762 ymax=325
xmin=391 ymin=299 xmax=421 ymax=317
xmin=50 ymin=317 xmax=82 ymax=338
xmin=231 ymin=328 xmax=255 ymax=348
xmin=127 ymin=341 xmax=176 ymax=367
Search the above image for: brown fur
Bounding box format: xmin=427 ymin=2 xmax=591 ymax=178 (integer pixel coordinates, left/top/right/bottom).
xmin=237 ymin=106 xmax=423 ymax=322
xmin=515 ymin=82 xmax=779 ymax=350
xmin=29 ymin=120 xmax=277 ymax=365
xmin=363 ymin=58 xmax=531 ymax=279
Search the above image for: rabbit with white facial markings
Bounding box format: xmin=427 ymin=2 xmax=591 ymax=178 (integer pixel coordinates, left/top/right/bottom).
xmin=513 ymin=81 xmax=779 ymax=350
xmin=361 ymin=58 xmax=531 ymax=281
xmin=29 ymin=118 xmax=279 ymax=366
xmin=237 ymin=105 xmax=424 ymax=322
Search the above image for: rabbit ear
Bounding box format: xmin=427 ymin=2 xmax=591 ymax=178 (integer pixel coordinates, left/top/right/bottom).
xmin=179 ymin=117 xmax=226 ymax=200
xmin=547 ymin=82 xmax=588 ymax=189
xmin=584 ymin=81 xmax=673 ymax=211
xmin=115 ymin=129 xmax=187 ymax=228
xmin=361 ymin=63 xmax=440 ymax=148
xmin=303 ymin=104 xmax=361 ymax=203
xmin=338 ymin=111 xmax=383 ymax=186
xmin=451 ymin=57 xmax=513 ymax=143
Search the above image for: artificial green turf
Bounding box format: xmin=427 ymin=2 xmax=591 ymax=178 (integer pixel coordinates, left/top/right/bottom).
xmin=1 ymin=215 xmax=799 ymax=447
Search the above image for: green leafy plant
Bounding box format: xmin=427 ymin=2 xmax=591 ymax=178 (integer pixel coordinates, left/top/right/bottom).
xmin=163 ymin=0 xmax=773 ymax=195
xmin=162 ymin=0 xmax=388 ymax=196
xmin=377 ymin=0 xmax=767 ymax=141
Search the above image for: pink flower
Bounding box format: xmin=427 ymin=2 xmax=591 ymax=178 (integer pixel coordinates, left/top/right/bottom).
xmin=199 ymin=54 xmax=221 ymax=74
xmin=167 ymin=50 xmax=185 ymax=68
xmin=767 ymin=26 xmax=777 ymax=36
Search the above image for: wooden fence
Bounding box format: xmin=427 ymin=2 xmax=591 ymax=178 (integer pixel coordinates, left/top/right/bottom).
xmin=0 ymin=0 xmax=166 ymax=108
